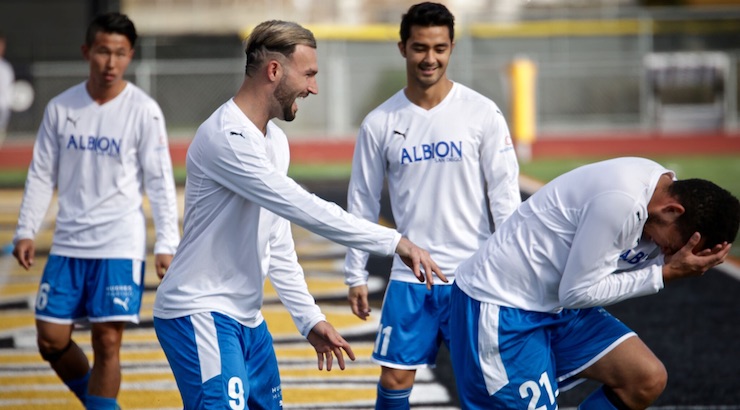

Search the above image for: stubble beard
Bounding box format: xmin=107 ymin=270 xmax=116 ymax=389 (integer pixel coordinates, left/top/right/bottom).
xmin=275 ymin=77 xmax=297 ymax=122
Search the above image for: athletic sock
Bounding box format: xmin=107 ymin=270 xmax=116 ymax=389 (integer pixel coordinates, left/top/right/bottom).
xmin=578 ymin=386 xmax=629 ymax=410
xmin=375 ymin=383 xmax=412 ymax=410
xmin=64 ymin=370 xmax=90 ymax=405
xmin=85 ymin=395 xmax=119 ymax=410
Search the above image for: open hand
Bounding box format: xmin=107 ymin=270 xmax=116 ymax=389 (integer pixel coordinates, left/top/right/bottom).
xmin=395 ymin=237 xmax=448 ymax=290
xmin=307 ymin=321 xmax=355 ymax=371
xmin=663 ymin=232 xmax=732 ymax=283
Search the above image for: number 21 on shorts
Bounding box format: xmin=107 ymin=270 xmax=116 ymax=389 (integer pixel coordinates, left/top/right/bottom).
xmin=519 ymin=371 xmax=557 ymax=410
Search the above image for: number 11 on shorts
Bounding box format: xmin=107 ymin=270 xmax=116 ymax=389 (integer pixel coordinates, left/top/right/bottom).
xmin=374 ymin=325 xmax=392 ymax=356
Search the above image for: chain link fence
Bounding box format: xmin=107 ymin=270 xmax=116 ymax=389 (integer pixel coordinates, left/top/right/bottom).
xmin=5 ymin=11 xmax=740 ymax=141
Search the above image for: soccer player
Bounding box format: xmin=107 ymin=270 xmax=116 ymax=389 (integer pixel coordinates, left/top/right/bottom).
xmin=12 ymin=13 xmax=180 ymax=410
xmin=342 ymin=3 xmax=520 ymax=408
xmin=152 ymin=20 xmax=445 ymax=409
xmin=0 ymin=30 xmax=14 ymax=140
xmin=449 ymin=157 xmax=739 ymax=409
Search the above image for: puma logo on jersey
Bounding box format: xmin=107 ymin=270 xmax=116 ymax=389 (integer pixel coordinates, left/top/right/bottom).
xmin=113 ymin=297 xmax=130 ymax=311
xmin=393 ymin=130 xmax=407 ymax=139
xmin=230 ymin=131 xmax=244 ymax=138
xmin=66 ymin=116 xmax=78 ymax=127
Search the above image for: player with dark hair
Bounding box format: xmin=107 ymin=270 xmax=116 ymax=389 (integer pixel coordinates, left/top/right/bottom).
xmin=85 ymin=12 xmax=137 ymax=49
xmin=449 ymin=157 xmax=739 ymax=409
xmin=13 ymin=12 xmax=180 ymax=410
xmin=152 ymin=20 xmax=445 ymax=409
xmin=343 ymin=2 xmax=520 ymax=408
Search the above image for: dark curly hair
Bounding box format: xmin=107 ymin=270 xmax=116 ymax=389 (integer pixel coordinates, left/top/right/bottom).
xmin=669 ymin=178 xmax=740 ymax=249
xmin=400 ymin=2 xmax=455 ymax=45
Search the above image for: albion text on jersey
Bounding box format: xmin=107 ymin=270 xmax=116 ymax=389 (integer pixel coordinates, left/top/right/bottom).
xmin=400 ymin=140 xmax=463 ymax=164
xmin=66 ymin=134 xmax=122 ymax=157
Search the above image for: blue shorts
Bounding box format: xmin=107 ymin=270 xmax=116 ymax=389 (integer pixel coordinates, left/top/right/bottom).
xmin=35 ymin=255 xmax=145 ymax=324
xmin=449 ymin=283 xmax=635 ymax=410
xmin=372 ymin=280 xmax=452 ymax=369
xmin=154 ymin=313 xmax=282 ymax=410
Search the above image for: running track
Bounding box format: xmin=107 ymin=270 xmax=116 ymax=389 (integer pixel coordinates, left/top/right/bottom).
xmin=1 ymin=130 xmax=740 ymax=168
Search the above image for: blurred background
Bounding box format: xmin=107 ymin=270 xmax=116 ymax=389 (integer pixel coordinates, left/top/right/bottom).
xmin=1 ymin=2 xmax=740 ymax=408
xmin=1 ymin=0 xmax=739 ymax=143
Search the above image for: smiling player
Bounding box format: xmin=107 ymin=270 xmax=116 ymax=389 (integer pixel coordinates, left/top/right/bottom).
xmin=342 ymin=3 xmax=521 ymax=408
xmin=152 ymin=20 xmax=446 ymax=409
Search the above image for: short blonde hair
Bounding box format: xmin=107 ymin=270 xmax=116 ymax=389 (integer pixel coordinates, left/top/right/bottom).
xmin=244 ymin=20 xmax=316 ymax=76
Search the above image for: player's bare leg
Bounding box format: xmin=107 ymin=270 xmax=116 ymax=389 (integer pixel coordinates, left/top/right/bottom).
xmin=380 ymin=367 xmax=416 ymax=389
xmin=88 ymin=321 xmax=126 ymax=398
xmin=36 ymin=320 xmax=91 ymax=403
xmin=578 ymin=336 xmax=667 ymax=409
xmin=376 ymin=367 xmax=417 ymax=409
xmin=37 ymin=320 xmax=89 ymax=377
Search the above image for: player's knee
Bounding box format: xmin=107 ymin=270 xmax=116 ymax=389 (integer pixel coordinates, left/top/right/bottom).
xmin=625 ymin=359 xmax=667 ymax=407
xmin=38 ymin=339 xmax=73 ymax=364
xmin=642 ymin=360 xmax=667 ymax=400
xmin=91 ymin=324 xmax=124 ymax=350
xmin=380 ymin=368 xmax=416 ymax=390
xmin=91 ymin=332 xmax=122 ymax=360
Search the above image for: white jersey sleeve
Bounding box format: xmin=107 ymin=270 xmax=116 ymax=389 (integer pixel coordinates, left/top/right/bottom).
xmin=202 ymin=120 xmax=401 ymax=255
xmin=481 ymin=106 xmax=521 ymax=229
xmin=136 ymin=102 xmax=179 ymax=255
xmin=343 ymin=122 xmax=386 ymax=287
xmin=558 ymin=190 xmax=664 ymax=308
xmin=13 ymin=103 xmax=59 ymax=243
xmin=267 ymin=215 xmax=326 ymax=337
xmin=0 ymin=59 xmax=14 ymax=130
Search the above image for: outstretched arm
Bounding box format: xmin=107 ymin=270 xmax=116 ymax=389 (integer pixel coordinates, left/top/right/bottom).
xmin=307 ymin=321 xmax=355 ymax=371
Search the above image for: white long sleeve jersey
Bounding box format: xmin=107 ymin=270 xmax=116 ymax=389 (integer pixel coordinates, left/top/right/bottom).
xmin=455 ymin=157 xmax=671 ymax=313
xmin=153 ymin=99 xmax=402 ymax=337
xmin=14 ymin=82 xmax=179 ymax=259
xmin=343 ymin=83 xmax=521 ymax=286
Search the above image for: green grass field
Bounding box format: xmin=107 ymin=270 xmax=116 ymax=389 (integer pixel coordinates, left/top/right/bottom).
xmin=518 ymin=154 xmax=740 ymax=198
